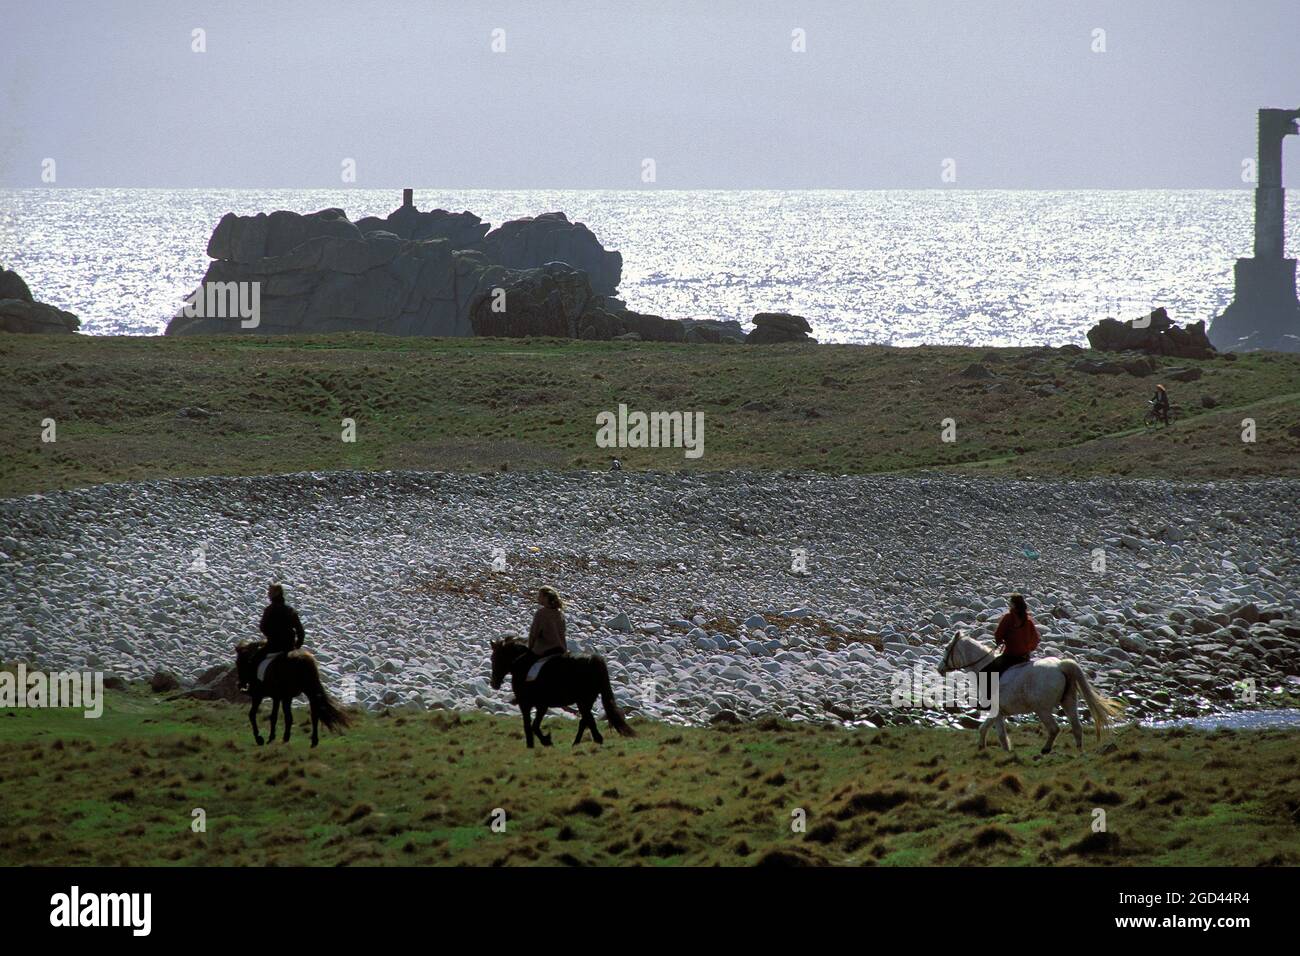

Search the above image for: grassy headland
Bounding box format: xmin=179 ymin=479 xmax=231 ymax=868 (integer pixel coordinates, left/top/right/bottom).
xmin=2 ymin=334 xmax=1298 ymax=496
xmin=1 ymin=686 xmax=1296 ymax=866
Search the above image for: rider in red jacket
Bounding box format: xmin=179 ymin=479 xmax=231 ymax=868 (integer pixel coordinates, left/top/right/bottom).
xmin=983 ymin=594 xmax=1039 ymax=674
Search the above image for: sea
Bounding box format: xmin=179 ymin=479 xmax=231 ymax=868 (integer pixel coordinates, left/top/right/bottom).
xmin=3 ymin=188 xmax=1296 ymax=344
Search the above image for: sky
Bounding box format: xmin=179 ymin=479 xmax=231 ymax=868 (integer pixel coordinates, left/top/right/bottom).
xmin=3 ymin=0 xmax=1298 ymax=188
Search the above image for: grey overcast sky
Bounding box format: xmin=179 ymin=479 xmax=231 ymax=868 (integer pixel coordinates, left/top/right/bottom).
xmin=3 ymin=0 xmax=1297 ymax=188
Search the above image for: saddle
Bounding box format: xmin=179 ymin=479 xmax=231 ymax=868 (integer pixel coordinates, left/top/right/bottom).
xmin=525 ymin=656 xmax=554 ymax=682
xmin=257 ymin=652 xmax=283 ymax=683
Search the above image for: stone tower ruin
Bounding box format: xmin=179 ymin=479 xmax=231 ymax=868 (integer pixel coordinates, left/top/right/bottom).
xmin=1210 ymin=107 xmax=1300 ymax=351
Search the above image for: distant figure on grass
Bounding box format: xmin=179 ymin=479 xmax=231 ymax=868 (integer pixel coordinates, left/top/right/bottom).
xmin=1149 ymin=383 xmax=1171 ymax=426
xmin=981 ymin=593 xmax=1039 ymax=675
xmin=235 ymin=582 xmax=350 ymax=747
xmin=491 ymin=586 xmax=635 ymax=748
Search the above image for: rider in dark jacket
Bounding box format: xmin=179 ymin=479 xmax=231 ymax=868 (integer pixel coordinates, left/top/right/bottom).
xmin=252 ymin=583 xmax=304 ymax=679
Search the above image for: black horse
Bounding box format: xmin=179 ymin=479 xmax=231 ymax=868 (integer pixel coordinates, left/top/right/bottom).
xmin=235 ymin=641 xmax=351 ymax=747
xmin=489 ymin=638 xmax=636 ymax=748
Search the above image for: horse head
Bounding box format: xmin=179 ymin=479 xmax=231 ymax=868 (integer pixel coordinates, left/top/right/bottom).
xmin=937 ymin=632 xmax=992 ymax=673
xmin=234 ymin=640 xmax=262 ymax=689
xmin=489 ymin=636 xmax=527 ymax=689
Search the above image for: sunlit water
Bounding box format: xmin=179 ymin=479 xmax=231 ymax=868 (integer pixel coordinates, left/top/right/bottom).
xmin=1140 ymin=709 xmax=1300 ymax=731
xmin=3 ymin=188 xmax=1295 ymax=343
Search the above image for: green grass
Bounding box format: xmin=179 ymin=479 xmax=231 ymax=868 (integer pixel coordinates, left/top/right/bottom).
xmin=2 ymin=333 xmax=1298 ymax=495
xmin=2 ymin=686 xmax=1296 ymax=866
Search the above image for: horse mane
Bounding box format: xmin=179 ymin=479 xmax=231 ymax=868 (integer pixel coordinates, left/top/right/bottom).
xmin=493 ymin=639 xmax=529 ymax=662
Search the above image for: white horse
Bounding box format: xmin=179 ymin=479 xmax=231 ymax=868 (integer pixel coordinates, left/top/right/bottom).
xmin=938 ymin=633 xmax=1123 ymax=753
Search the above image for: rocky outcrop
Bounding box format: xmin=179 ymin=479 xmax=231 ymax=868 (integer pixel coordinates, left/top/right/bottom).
xmin=179 ymin=664 xmax=245 ymax=702
xmin=467 ymin=262 xmax=684 ymax=342
xmin=168 ymin=208 xmax=505 ymax=336
xmin=479 ymin=212 xmax=622 ymax=296
xmin=166 ymin=201 xmax=831 ymax=345
xmin=1086 ymin=308 xmax=1216 ymax=359
xmin=0 ymin=267 xmax=32 ymax=302
xmin=747 ymin=312 xmax=816 ymax=344
xmin=681 ymin=318 xmax=747 ymax=344
xmin=0 ymin=267 xmax=80 ymax=334
xmin=355 ymin=206 xmax=490 ymax=247
xmin=206 ymin=208 xmax=363 ymax=262
xmin=166 ymin=205 xmax=630 ymax=338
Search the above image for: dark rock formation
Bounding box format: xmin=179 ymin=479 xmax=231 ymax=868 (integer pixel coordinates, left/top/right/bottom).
xmin=355 ymin=205 xmax=490 ymax=247
xmin=480 ymin=212 xmax=622 ymax=296
xmin=207 ymin=208 xmax=362 ymax=262
xmin=0 ymin=267 xmax=32 ymax=301
xmin=168 ymin=209 xmax=503 ymax=336
xmin=747 ymin=312 xmax=817 ymax=344
xmin=467 ymin=262 xmax=683 ymax=342
xmin=167 ymin=197 xmax=826 ymax=345
xmin=179 ymin=664 xmax=245 ymax=702
xmin=149 ymin=670 xmax=181 ymax=693
xmin=0 ymin=266 xmax=80 ymax=334
xmin=681 ymin=318 xmax=747 ymax=344
xmin=167 ymin=202 xmax=629 ymax=338
xmin=1086 ymin=308 xmax=1216 ymax=360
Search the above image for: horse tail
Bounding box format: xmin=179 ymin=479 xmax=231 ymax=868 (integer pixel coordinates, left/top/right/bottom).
xmin=305 ymin=658 xmax=352 ymax=733
xmin=1061 ymin=659 xmax=1123 ymax=741
xmin=595 ymin=657 xmax=635 ymax=737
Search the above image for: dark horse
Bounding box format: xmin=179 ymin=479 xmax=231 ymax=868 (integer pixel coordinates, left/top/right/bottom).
xmin=489 ymin=638 xmax=635 ymax=748
xmin=235 ymin=641 xmax=351 ymax=747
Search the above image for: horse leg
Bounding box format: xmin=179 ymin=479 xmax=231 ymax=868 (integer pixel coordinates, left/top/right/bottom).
xmin=573 ymin=705 xmax=588 ymax=746
xmin=1037 ymin=710 xmax=1059 ymax=755
xmin=281 ymin=696 xmax=292 ymax=743
xmin=978 ymin=716 xmax=993 ymax=750
xmin=309 ymin=696 xmax=320 ymax=748
xmin=268 ymin=697 xmax=279 ymax=742
xmin=574 ymin=701 xmax=601 ymax=746
xmin=1062 ymin=685 xmax=1084 ymax=750
xmin=249 ymin=694 xmax=264 ymax=746
xmin=533 ymin=706 xmax=552 ymax=747
xmin=521 ymin=704 xmax=535 ymax=748
xmin=996 ymin=717 xmax=1011 ymax=751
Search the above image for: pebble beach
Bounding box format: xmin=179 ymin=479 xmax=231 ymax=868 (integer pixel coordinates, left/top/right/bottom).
xmin=2 ymin=469 xmax=1296 ymax=727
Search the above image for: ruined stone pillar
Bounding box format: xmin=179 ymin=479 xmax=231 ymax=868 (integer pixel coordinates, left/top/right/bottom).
xmin=1210 ymin=107 xmax=1300 ymax=352
xmin=403 ymin=188 xmax=413 ymax=208
xmin=1254 ymin=109 xmax=1296 ymax=259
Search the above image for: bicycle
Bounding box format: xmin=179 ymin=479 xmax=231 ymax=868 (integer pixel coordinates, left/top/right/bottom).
xmin=1142 ymin=399 xmax=1173 ymax=429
